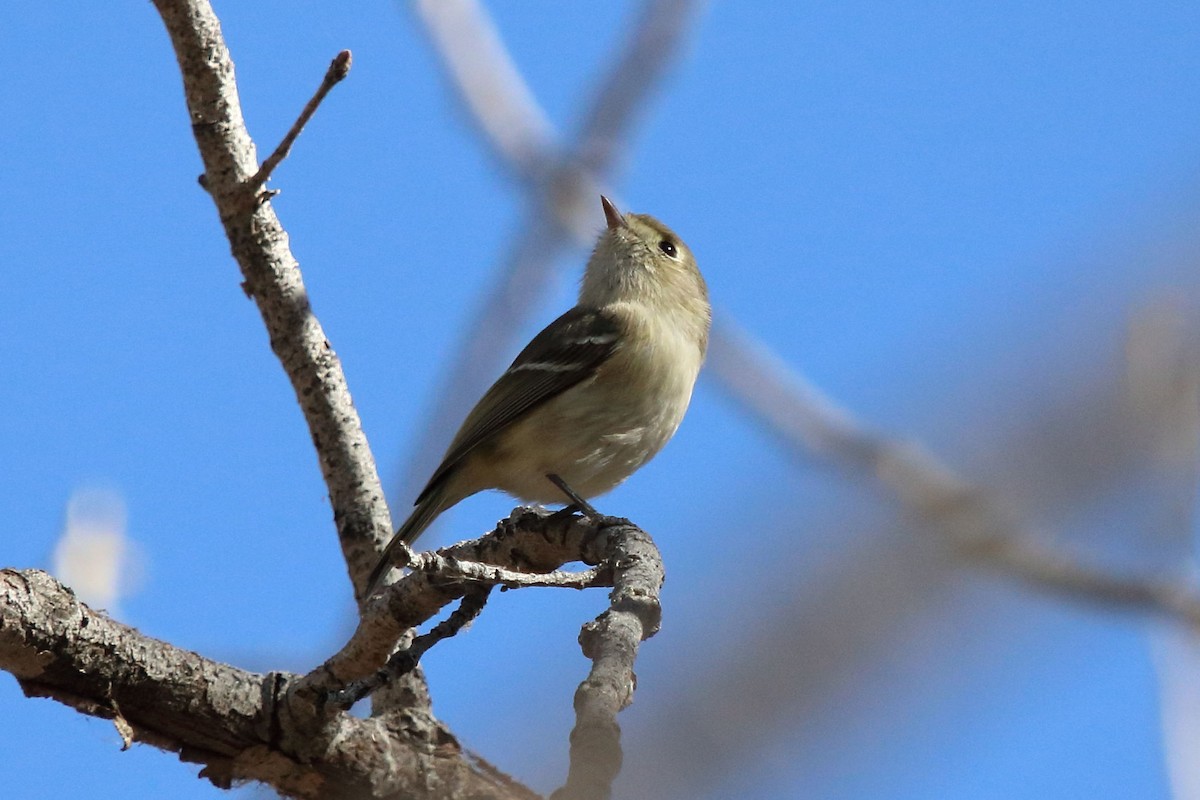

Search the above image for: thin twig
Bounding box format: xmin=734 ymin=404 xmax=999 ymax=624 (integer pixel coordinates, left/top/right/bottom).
xmin=411 ymin=551 xmax=608 ymax=590
xmin=295 ymin=508 xmax=612 ymax=698
xmin=331 ymin=585 xmax=493 ymax=708
xmin=247 ymin=50 xmax=352 ymax=191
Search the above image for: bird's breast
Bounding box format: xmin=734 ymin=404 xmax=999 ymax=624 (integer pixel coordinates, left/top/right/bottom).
xmin=488 ymin=314 xmax=703 ymax=503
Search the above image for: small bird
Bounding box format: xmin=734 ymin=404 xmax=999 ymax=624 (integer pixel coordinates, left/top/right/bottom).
xmin=368 ymin=196 xmax=710 ymax=593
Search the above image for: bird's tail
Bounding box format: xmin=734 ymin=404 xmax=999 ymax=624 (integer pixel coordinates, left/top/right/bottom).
xmin=365 ymin=483 xmax=451 ymax=596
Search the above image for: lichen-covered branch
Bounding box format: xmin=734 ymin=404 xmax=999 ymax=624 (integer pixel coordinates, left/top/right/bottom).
xmin=331 ymin=586 xmax=494 ymax=709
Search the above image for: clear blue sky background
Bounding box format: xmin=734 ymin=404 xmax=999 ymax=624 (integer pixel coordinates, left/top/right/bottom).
xmin=5 ymin=2 xmax=1200 ymax=798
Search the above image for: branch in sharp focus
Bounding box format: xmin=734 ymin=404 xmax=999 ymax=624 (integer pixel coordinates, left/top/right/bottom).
xmin=0 ymin=571 xmax=292 ymax=789
xmin=247 ymin=49 xmax=353 ymax=192
xmin=295 ymin=508 xmax=615 ymax=700
xmin=292 ymin=508 xmax=666 ymax=799
xmin=151 ymin=0 xmax=391 ymax=603
xmin=552 ymin=522 xmax=665 ymax=800
xmin=332 ymin=585 xmax=494 ymax=709
xmin=0 ymin=569 xmax=535 ymax=799
xmin=410 ymin=550 xmax=609 ymax=590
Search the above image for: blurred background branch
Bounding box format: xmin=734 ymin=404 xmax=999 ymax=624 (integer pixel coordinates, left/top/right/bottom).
xmin=406 ymin=0 xmax=1200 ymax=631
xmin=402 ymin=4 xmax=1200 ymax=798
xmin=397 ymin=0 xmax=706 ymax=505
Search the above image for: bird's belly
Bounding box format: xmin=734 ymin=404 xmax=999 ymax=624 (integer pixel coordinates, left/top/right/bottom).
xmin=485 ymin=368 xmax=694 ymax=503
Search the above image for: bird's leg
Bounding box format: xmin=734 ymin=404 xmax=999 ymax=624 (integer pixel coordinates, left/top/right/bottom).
xmin=544 ymin=474 xmax=633 ymax=562
xmin=546 ymin=473 xmax=599 ymax=518
xmin=545 ymin=505 xmax=582 ymax=525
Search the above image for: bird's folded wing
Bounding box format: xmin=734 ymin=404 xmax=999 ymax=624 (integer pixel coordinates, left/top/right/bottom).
xmin=415 ymin=306 xmax=622 ymax=504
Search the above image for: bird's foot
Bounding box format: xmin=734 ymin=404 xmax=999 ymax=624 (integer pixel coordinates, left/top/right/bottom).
xmin=546 ymin=473 xmax=599 ymax=519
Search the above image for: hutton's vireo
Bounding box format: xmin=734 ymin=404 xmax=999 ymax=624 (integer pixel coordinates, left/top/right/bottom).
xmin=368 ymin=196 xmax=710 ymax=592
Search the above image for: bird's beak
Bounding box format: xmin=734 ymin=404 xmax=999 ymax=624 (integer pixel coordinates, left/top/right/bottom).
xmin=601 ymin=195 xmax=628 ymax=230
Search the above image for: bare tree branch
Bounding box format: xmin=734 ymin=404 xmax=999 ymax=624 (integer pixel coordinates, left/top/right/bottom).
xmin=248 ymin=49 xmax=353 ymax=191
xmin=0 ymin=569 xmax=536 ymax=800
xmin=963 ymin=531 xmax=1200 ymax=623
xmin=296 ymin=508 xmax=631 ymax=698
xmin=5 ymin=505 xmax=664 ymax=797
xmin=152 ymin=0 xmax=391 ymax=603
xmin=410 ymin=552 xmax=606 ymax=590
xmin=572 ymin=0 xmax=706 ymax=178
xmin=332 ymin=585 xmax=494 ymax=709
xmin=708 ymin=317 xmax=1200 ymax=624
xmin=286 ymin=508 xmax=665 ymax=800
xmin=412 ymin=0 xmax=555 ymax=180
xmin=552 ymin=522 xmax=665 ymax=800
xmin=0 ymin=5 xmax=677 ymax=797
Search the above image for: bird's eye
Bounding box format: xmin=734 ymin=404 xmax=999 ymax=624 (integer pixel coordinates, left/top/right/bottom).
xmin=658 ymin=239 xmax=678 ymax=258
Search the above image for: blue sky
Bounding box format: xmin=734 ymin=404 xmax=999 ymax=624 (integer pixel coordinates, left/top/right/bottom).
xmin=5 ymin=2 xmax=1200 ymax=798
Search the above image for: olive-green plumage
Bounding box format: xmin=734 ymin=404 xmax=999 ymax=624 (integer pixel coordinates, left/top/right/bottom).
xmin=368 ymin=196 xmax=710 ymax=594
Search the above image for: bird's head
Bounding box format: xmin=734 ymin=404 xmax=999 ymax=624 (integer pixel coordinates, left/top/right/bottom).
xmin=581 ymin=196 xmax=710 ymax=327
